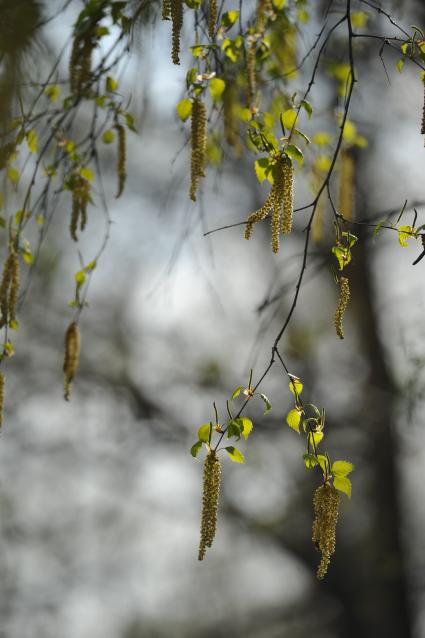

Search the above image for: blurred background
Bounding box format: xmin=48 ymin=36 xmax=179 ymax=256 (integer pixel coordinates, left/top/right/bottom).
xmin=1 ymin=0 xmax=425 ymax=636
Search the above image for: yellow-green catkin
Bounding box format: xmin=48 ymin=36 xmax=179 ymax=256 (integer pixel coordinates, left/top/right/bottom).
xmin=115 ymin=123 xmax=126 ymax=198
xmin=421 ymin=79 xmax=425 ymax=135
xmin=208 ymin=0 xmax=217 ymax=39
xmin=245 ymin=156 xmax=294 ymax=252
xmin=162 ymin=0 xmax=171 ymax=20
xmin=0 ymin=371 xmax=4 ymax=427
xmin=255 ymin=0 xmax=272 ymax=34
xmin=63 ymin=322 xmax=81 ymax=401
xmin=223 ymin=84 xmax=241 ymax=155
xmin=8 ymin=252 xmax=19 ymax=326
xmin=334 ymin=276 xmax=350 ymax=339
xmin=198 ymin=449 xmax=221 ymax=561
xmin=281 ymin=159 xmax=294 ymax=235
xmin=190 ymin=96 xmax=207 ymax=201
xmin=171 ymin=0 xmax=183 ymax=65
xmin=70 ymin=177 xmax=90 ymax=241
xmin=69 ymin=32 xmax=93 ymax=94
xmin=312 ymin=483 xmax=340 ymax=580
xmin=339 ymin=150 xmax=355 ymax=221
xmin=0 ymin=251 xmax=19 ymax=328
xmin=246 ymin=39 xmax=256 ymax=109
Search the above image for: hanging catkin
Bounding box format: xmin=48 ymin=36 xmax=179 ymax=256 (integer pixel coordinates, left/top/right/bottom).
xmin=162 ymin=0 xmax=171 ymax=20
xmin=190 ymin=96 xmax=207 ymax=201
xmin=198 ymin=449 xmax=221 ymax=561
xmin=421 ymin=78 xmax=425 ymax=135
xmin=334 ymin=276 xmax=350 ymax=339
xmin=281 ymin=158 xmax=294 ymax=235
xmin=70 ymin=176 xmax=90 ymax=241
xmin=0 ymin=372 xmax=5 ymax=427
xmin=0 ymin=251 xmax=19 ymax=328
xmin=115 ymin=123 xmax=126 ymax=198
xmin=69 ymin=31 xmax=94 ymax=94
xmin=246 ymin=40 xmax=256 ymax=109
xmin=208 ymin=0 xmax=217 ymax=40
xmin=338 ymin=150 xmax=354 ymax=220
xmin=63 ymin=322 xmax=81 ymax=401
xmin=245 ymin=156 xmax=294 ymax=252
xmin=312 ymin=483 xmax=340 ymax=580
xmin=170 ymin=0 xmax=183 ymax=65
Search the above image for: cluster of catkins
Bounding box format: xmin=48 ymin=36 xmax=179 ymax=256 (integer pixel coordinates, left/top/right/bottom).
xmin=312 ymin=483 xmax=340 ymax=580
xmin=245 ymin=156 xmax=294 ymax=253
xmin=198 ymin=449 xmax=221 ymax=561
xmin=334 ymin=276 xmax=350 ymax=339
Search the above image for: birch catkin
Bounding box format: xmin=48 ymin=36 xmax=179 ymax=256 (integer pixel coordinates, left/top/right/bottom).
xmin=281 ymin=159 xmax=294 ymax=235
xmin=0 ymin=372 xmax=5 ymax=427
xmin=208 ymin=0 xmax=217 ymax=40
xmin=162 ymin=0 xmax=171 ymax=20
xmin=0 ymin=251 xmax=19 ymax=328
xmin=198 ymin=449 xmax=221 ymax=561
xmin=339 ymin=150 xmax=354 ymax=220
xmin=63 ymin=322 xmax=80 ymax=401
xmin=190 ymin=96 xmax=207 ymax=201
xmin=421 ymin=78 xmax=425 ymax=135
xmin=115 ymin=123 xmax=126 ymax=198
xmin=245 ymin=156 xmax=294 ymax=252
xmin=312 ymin=484 xmax=340 ymax=580
xmin=171 ymin=0 xmax=183 ymax=65
xmin=334 ymin=276 xmax=350 ymax=339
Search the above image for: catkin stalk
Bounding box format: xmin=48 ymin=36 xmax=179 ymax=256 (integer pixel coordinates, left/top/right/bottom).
xmin=312 ymin=483 xmax=340 ymax=580
xmin=334 ymin=276 xmax=350 ymax=339
xmin=63 ymin=322 xmax=81 ymax=401
xmin=198 ymin=449 xmax=221 ymax=561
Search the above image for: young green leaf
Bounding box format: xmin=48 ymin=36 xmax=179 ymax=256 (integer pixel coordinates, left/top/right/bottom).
xmin=281 ymin=108 xmax=297 ymax=129
xmin=190 ymin=441 xmax=202 ymax=457
xmin=236 ymin=416 xmax=253 ymax=440
xmin=288 ymin=377 xmax=303 ymax=396
xmin=285 ymin=144 xmax=303 ymax=165
xmin=334 ymin=475 xmax=352 ymax=498
xmin=176 ymin=98 xmax=192 ymax=122
xmin=303 ymin=453 xmax=318 ymax=469
xmin=260 ymin=393 xmax=272 ymax=414
xmin=102 ymin=130 xmax=115 ymax=144
xmin=227 ymin=420 xmax=242 ymax=440
xmin=398 ymin=225 xmax=415 ymax=247
xmin=308 ymin=431 xmax=324 ymax=447
xmin=232 ymin=386 xmax=243 ymax=399
xmin=198 ymin=423 xmax=212 ymax=443
xmin=331 ymin=460 xmax=354 ymax=477
xmin=286 ymin=408 xmax=301 ymax=433
xmin=209 ymin=78 xmax=226 ymax=101
xmin=300 ymin=100 xmax=313 ymax=119
xmin=225 ymin=446 xmax=245 ymax=463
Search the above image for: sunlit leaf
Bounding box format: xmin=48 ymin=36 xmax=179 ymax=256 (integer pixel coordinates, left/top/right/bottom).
xmin=198 ymin=423 xmax=212 ymax=443
xmin=176 ymin=98 xmax=192 ymax=122
xmin=334 ymin=475 xmax=352 ymax=498
xmin=225 ymin=446 xmax=245 ymax=463
xmin=303 ymin=453 xmax=318 ymax=469
xmin=332 ymin=460 xmax=354 ymax=477
xmin=209 ymin=78 xmax=226 ymax=101
xmin=286 ymin=408 xmax=301 ymax=433
xmin=308 ymin=430 xmax=324 ymax=447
